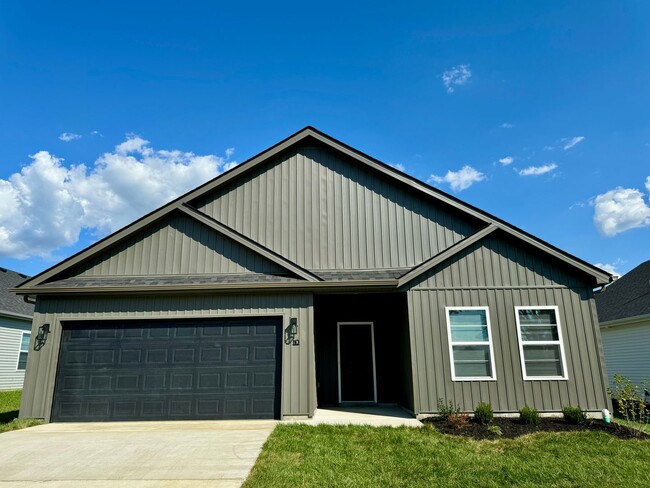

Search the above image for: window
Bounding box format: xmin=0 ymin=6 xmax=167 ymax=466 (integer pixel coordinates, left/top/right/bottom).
xmin=17 ymin=332 xmax=30 ymax=370
xmin=515 ymin=306 xmax=568 ymax=380
xmin=445 ymin=307 xmax=496 ymax=381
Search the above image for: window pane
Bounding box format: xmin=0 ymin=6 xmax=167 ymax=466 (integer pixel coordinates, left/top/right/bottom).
xmin=520 ymin=325 xmax=558 ymax=342
xmin=18 ymin=351 xmax=28 ymax=370
xmin=451 ymin=326 xmax=488 ymax=342
xmin=454 ymin=360 xmax=491 ymax=378
xmin=518 ymin=309 xmax=557 ymax=326
xmin=453 ymin=345 xmax=491 ymax=362
xmin=523 ymin=345 xmax=563 ymax=377
xmin=21 ymin=333 xmax=31 ymax=351
xmin=449 ymin=309 xmax=487 ymax=326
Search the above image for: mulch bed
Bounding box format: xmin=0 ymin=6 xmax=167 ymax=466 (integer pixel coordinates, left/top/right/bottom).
xmin=422 ymin=416 xmax=649 ymax=440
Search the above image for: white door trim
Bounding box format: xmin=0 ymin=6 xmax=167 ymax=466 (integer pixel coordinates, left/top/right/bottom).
xmin=337 ymin=321 xmax=378 ymax=404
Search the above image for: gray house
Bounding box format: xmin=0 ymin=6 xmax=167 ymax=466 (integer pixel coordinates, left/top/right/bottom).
xmin=14 ymin=127 xmax=612 ymax=422
xmin=596 ymin=260 xmax=650 ymax=389
xmin=1 ymin=268 xmax=34 ymax=390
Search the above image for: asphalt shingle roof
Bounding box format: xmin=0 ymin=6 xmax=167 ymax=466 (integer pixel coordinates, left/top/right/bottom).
xmin=0 ymin=267 xmax=34 ymax=316
xmin=595 ymin=260 xmax=650 ymax=323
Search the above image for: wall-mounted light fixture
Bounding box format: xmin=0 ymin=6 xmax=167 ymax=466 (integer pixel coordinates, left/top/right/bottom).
xmin=285 ymin=317 xmax=299 ymax=345
xmin=34 ymin=323 xmax=50 ymax=351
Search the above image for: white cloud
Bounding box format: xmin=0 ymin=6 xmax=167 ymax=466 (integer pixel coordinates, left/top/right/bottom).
xmin=225 ymin=147 xmax=235 ymax=159
xmin=442 ymin=64 xmax=471 ymax=93
xmin=593 ymin=258 xmax=625 ymax=277
xmin=59 ymin=132 xmax=82 ymax=142
xmin=593 ymin=181 xmax=650 ymax=236
xmin=90 ymin=130 xmax=104 ymax=137
xmin=391 ymin=163 xmax=406 ymax=172
xmin=518 ymin=163 xmax=558 ymax=176
xmin=0 ymin=135 xmax=236 ymax=259
xmin=498 ymin=156 xmax=514 ymax=166
xmin=500 ymin=123 xmax=514 ymax=129
xmin=428 ymin=165 xmax=485 ymax=192
xmin=563 ymin=136 xmax=585 ymax=150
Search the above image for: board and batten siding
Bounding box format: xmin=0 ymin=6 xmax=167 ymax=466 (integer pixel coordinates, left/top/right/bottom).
xmin=19 ymin=293 xmax=315 ymax=421
xmin=0 ymin=315 xmax=32 ymax=390
xmin=71 ymin=213 xmax=285 ymax=277
xmin=194 ymin=146 xmax=481 ymax=270
xmin=405 ymin=232 xmax=610 ymax=414
xmin=600 ymin=320 xmax=650 ymax=388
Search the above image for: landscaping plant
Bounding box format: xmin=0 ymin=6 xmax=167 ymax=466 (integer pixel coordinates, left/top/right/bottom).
xmin=519 ymin=405 xmax=540 ymax=425
xmin=474 ymin=402 xmax=494 ymax=425
xmin=608 ymin=373 xmax=650 ymax=424
xmin=447 ymin=412 xmax=470 ymax=430
xmin=562 ymin=406 xmax=587 ymax=425
xmin=487 ymin=424 xmax=503 ymax=437
xmin=436 ymin=398 xmax=461 ymax=419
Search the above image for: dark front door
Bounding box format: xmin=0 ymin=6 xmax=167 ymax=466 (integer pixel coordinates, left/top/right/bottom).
xmin=338 ymin=322 xmax=376 ymax=403
xmin=51 ymin=317 xmax=281 ymax=422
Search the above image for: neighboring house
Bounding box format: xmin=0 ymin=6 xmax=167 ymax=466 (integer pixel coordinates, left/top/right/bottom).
xmin=596 ymin=260 xmax=650 ymax=389
xmin=0 ymin=268 xmax=34 ymax=390
xmin=13 ymin=127 xmax=612 ymax=423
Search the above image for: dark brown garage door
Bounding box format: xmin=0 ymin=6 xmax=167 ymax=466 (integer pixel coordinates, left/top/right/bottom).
xmin=51 ymin=317 xmax=281 ymax=422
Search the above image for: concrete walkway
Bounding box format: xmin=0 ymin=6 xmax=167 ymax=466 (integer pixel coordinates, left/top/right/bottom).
xmin=287 ymin=405 xmax=423 ymax=427
xmin=0 ymin=420 xmax=276 ymax=487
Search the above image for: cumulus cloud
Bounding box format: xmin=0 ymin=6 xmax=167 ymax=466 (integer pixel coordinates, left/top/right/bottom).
xmin=593 ymin=178 xmax=650 ymax=236
xmin=500 ymin=123 xmax=514 ymax=129
xmin=428 ymin=165 xmax=485 ymax=192
xmin=442 ymin=64 xmax=471 ymax=93
xmin=59 ymin=132 xmax=82 ymax=142
xmin=498 ymin=156 xmax=514 ymax=166
xmin=90 ymin=130 xmax=104 ymax=137
xmin=391 ymin=163 xmax=406 ymax=173
xmin=0 ymin=135 xmax=236 ymax=259
xmin=518 ymin=163 xmax=558 ymax=176
xmin=593 ymin=258 xmax=624 ymax=276
xmin=563 ymin=136 xmax=585 ymax=150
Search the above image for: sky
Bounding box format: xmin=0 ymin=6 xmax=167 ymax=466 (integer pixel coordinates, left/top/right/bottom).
xmin=0 ymin=1 xmax=649 ymax=278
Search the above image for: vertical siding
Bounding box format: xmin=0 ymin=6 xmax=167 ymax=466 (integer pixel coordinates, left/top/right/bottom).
xmin=0 ymin=317 xmax=32 ymax=390
xmin=73 ymin=214 xmax=285 ymax=277
xmin=601 ymin=320 xmax=650 ymax=387
xmin=194 ymin=146 xmax=480 ymax=269
xmin=406 ymin=233 xmax=609 ymax=413
xmin=20 ymin=293 xmax=314 ymax=421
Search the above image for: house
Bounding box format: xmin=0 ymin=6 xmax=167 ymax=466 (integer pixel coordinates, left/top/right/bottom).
xmin=596 ymin=260 xmax=650 ymax=389
xmin=13 ymin=127 xmax=612 ymax=422
xmin=0 ymin=268 xmax=34 ymax=390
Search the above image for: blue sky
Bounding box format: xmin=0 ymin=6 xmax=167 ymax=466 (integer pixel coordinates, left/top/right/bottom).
xmin=1 ymin=1 xmax=649 ymax=278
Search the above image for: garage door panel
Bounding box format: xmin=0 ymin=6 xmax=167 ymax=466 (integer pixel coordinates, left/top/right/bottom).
xmin=52 ymin=317 xmax=281 ymax=421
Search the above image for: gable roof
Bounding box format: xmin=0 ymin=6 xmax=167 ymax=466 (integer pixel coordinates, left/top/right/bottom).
xmin=13 ymin=126 xmax=611 ymax=293
xmin=596 ymin=260 xmax=650 ymax=324
xmin=1 ymin=267 xmax=34 ymax=317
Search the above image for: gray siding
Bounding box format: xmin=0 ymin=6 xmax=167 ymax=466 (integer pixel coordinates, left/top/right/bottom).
xmin=601 ymin=320 xmax=650 ymax=388
xmin=0 ymin=315 xmax=32 ymax=390
xmin=20 ymin=293 xmax=315 ymax=421
xmin=72 ymin=214 xmax=285 ymax=277
xmin=194 ymin=146 xmax=480 ymax=270
xmin=406 ymin=233 xmax=609 ymax=413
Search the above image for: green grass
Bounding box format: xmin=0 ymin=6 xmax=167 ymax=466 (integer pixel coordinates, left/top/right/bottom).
xmin=616 ymin=417 xmax=650 ymax=434
xmin=0 ymin=390 xmax=42 ymax=433
xmin=243 ymin=424 xmax=650 ymax=487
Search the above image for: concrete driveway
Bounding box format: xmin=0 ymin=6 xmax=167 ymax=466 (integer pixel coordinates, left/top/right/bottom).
xmin=0 ymin=420 xmax=276 ymax=487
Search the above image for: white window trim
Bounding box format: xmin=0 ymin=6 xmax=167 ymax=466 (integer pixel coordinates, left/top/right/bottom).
xmin=16 ymin=331 xmax=31 ymax=371
xmin=445 ymin=306 xmax=497 ymax=382
xmin=515 ymin=305 xmax=569 ymax=381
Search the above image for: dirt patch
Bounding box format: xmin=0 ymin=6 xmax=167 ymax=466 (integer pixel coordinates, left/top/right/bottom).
xmin=422 ymin=417 xmax=649 ymax=440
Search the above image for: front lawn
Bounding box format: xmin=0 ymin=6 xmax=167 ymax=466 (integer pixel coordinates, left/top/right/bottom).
xmin=0 ymin=390 xmax=42 ymax=433
xmin=244 ymin=424 xmax=650 ymax=487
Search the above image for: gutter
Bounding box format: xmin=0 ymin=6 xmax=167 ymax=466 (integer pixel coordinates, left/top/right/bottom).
xmin=0 ymin=309 xmax=33 ymax=320
xmin=599 ymin=313 xmax=650 ymax=329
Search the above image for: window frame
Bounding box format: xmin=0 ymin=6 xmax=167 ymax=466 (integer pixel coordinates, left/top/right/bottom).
xmin=16 ymin=331 xmax=31 ymax=371
xmin=445 ymin=306 xmax=497 ymax=382
xmin=515 ymin=305 xmax=569 ymax=381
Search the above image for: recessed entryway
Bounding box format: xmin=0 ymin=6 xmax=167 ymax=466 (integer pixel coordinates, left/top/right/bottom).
xmin=337 ymin=322 xmax=377 ymax=403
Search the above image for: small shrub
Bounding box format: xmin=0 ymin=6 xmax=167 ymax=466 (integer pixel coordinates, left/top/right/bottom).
xmin=519 ymin=405 xmax=540 ymax=425
xmin=487 ymin=424 xmax=503 ymax=437
xmin=448 ymin=413 xmax=470 ymax=430
xmin=474 ymin=402 xmax=494 ymax=425
xmin=562 ymin=406 xmax=587 ymax=425
xmin=437 ymin=398 xmax=461 ymax=419
xmin=608 ymin=374 xmax=650 ymax=424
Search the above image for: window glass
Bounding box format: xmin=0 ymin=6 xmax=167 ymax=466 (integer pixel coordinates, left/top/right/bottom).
xmin=18 ymin=332 xmax=30 ymax=370
xmin=446 ymin=308 xmax=495 ymax=380
xmin=517 ymin=308 xmax=566 ymax=379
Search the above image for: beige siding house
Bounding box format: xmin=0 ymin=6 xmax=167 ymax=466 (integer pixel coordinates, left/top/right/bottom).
xmin=13 ymin=127 xmax=612 ymax=422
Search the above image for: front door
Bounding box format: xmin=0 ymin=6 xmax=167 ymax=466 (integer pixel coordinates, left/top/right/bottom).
xmin=337 ymin=322 xmax=377 ymax=403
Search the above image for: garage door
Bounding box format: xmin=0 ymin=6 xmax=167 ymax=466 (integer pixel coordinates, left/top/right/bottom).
xmin=51 ymin=317 xmax=281 ymax=422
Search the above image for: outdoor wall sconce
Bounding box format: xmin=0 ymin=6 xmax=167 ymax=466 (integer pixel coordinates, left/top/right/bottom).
xmin=285 ymin=317 xmax=299 ymax=346
xmin=34 ymin=323 xmax=50 ymax=351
